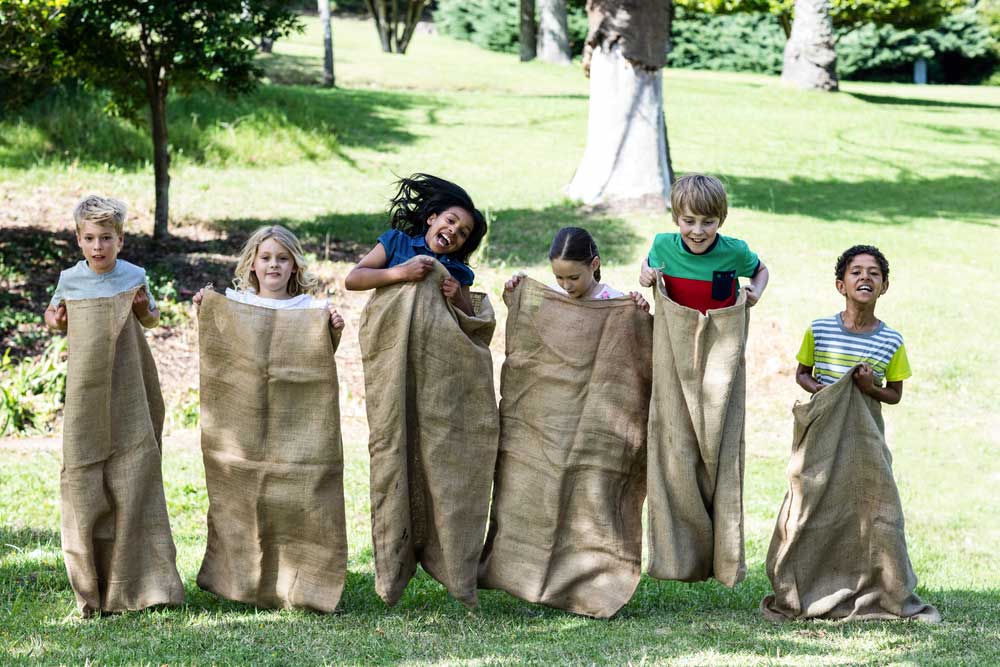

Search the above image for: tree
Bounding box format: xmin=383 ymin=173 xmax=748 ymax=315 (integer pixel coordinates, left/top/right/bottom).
xmin=521 ymin=0 xmax=538 ymax=60
xmin=567 ymin=0 xmax=674 ymax=209
xmin=0 ymin=0 xmax=71 ymax=109
xmin=319 ymin=0 xmax=335 ymax=86
xmin=364 ymin=0 xmax=428 ymax=53
xmin=60 ymin=1 xmax=300 ymax=240
xmin=538 ymin=0 xmax=573 ymax=63
xmin=678 ymin=0 xmax=961 ymax=90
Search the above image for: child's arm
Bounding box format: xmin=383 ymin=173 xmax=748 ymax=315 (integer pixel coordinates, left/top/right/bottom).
xmin=744 ymin=262 xmax=769 ymax=307
xmin=132 ymin=288 xmax=160 ymax=328
xmin=442 ymin=277 xmax=474 ymax=316
xmin=639 ymin=258 xmax=658 ymax=288
xmin=853 ymin=364 xmax=903 ymax=404
xmin=345 ymin=244 xmax=435 ymax=291
xmin=44 ymin=303 xmax=68 ymax=333
xmin=796 ymin=363 xmax=825 ymax=394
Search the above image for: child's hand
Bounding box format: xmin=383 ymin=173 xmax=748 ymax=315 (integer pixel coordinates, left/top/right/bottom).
xmin=441 ymin=275 xmax=460 ymax=301
xmin=628 ymin=291 xmax=650 ymax=313
xmin=132 ymin=288 xmax=151 ymax=318
xmin=744 ymin=284 xmax=761 ymax=307
xmin=504 ymin=272 xmax=527 ymax=293
xmin=399 ymin=256 xmax=435 ymax=282
xmin=639 ymin=263 xmax=658 ymax=288
xmin=52 ymin=304 xmax=68 ymax=332
xmin=193 ymin=284 xmax=213 ymax=308
xmin=852 ymin=363 xmax=876 ymax=395
xmin=328 ymin=306 xmax=345 ymax=331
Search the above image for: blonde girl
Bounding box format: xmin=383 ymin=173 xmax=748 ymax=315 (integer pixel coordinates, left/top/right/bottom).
xmin=194 ymin=225 xmax=344 ymax=329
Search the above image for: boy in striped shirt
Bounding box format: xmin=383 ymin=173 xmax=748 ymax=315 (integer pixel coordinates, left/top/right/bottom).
xmin=796 ymin=245 xmax=910 ymax=404
xmin=639 ymin=174 xmax=769 ymax=313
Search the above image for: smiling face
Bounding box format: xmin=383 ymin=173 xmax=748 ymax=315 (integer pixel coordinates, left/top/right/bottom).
xmin=837 ymin=253 xmax=888 ymax=305
xmin=424 ymin=206 xmax=474 ymax=255
xmin=252 ymin=237 xmax=296 ymax=299
xmin=76 ymin=221 xmax=124 ymax=275
xmin=676 ymin=208 xmax=722 ymax=255
xmin=551 ymin=257 xmax=599 ymax=299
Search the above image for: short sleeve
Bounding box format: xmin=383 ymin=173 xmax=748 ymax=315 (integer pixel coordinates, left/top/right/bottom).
xmin=737 ymin=241 xmax=760 ymax=278
xmin=885 ymin=342 xmax=912 ymax=382
xmin=143 ymin=275 xmax=158 ymax=311
xmin=49 ymin=274 xmax=66 ymax=309
xmin=647 ymin=234 xmax=670 ymax=271
xmin=377 ymin=229 xmax=403 ymax=263
xmin=796 ymin=327 xmax=815 ymax=367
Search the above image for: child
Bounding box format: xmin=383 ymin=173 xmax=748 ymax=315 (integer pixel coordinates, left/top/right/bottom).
xmin=47 ymin=195 xmax=184 ymax=615
xmin=44 ymin=195 xmax=158 ymax=332
xmin=194 ymin=225 xmax=344 ymax=329
xmin=345 ymin=173 xmax=487 ymax=316
xmin=639 ymin=174 xmax=769 ymax=313
xmin=505 ymin=226 xmax=649 ymax=312
xmin=795 ymin=244 xmax=909 ymax=403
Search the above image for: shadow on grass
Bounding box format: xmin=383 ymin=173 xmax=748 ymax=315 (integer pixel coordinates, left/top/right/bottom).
xmin=719 ymin=171 xmax=1000 ymax=226
xmin=0 ymin=84 xmax=439 ymax=170
xmin=848 ymin=92 xmax=1000 ymax=111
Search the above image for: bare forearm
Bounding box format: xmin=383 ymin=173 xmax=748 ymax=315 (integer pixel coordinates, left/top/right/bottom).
xmin=750 ymin=265 xmax=769 ymax=297
xmin=345 ymin=266 xmax=405 ymax=291
xmin=796 ymin=370 xmax=824 ymax=394
xmin=861 ymin=383 xmax=902 ymax=405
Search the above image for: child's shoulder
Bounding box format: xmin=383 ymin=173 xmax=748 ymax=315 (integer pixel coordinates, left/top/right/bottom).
xmin=114 ymin=258 xmax=147 ymax=277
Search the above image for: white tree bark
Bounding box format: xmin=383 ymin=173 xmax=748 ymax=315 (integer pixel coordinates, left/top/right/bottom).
xmin=537 ymin=0 xmax=572 ymax=65
xmin=567 ymin=43 xmax=671 ymax=208
xmin=781 ymin=0 xmax=838 ymax=91
xmin=319 ymin=0 xmax=334 ymax=87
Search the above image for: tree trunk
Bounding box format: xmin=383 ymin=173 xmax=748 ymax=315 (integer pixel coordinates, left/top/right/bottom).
xmin=781 ymin=0 xmax=838 ymax=91
xmin=537 ymin=0 xmax=571 ymax=64
xmin=145 ymin=64 xmax=170 ymax=240
xmin=319 ymin=0 xmax=335 ymax=86
xmin=567 ymin=43 xmax=671 ymax=208
xmin=520 ymin=0 xmax=537 ymax=61
xmin=366 ymin=0 xmax=393 ymax=52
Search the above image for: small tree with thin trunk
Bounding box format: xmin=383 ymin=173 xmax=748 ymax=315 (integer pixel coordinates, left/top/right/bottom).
xmin=60 ymin=1 xmax=300 ymax=240
xmin=364 ymin=0 xmax=428 ymax=53
xmin=567 ymin=0 xmax=674 ymax=209
xmin=537 ymin=0 xmax=573 ymax=64
xmin=319 ymin=0 xmax=335 ymax=87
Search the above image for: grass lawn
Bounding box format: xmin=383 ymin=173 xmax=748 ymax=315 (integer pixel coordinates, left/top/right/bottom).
xmin=2 ymin=14 xmax=1000 ymax=666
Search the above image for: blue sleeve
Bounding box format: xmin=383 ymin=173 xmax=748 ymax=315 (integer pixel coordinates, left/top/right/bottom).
xmin=377 ymin=229 xmax=407 ymax=268
xmin=49 ymin=273 xmax=66 ymax=309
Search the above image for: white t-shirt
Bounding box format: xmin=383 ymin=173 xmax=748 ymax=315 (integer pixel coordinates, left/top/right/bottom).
xmin=224 ymin=288 xmax=328 ymax=310
xmin=549 ymin=283 xmax=626 ymax=300
xmin=50 ymin=259 xmax=155 ymax=309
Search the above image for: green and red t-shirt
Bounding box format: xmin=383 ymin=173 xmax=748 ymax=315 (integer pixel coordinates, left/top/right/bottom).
xmin=647 ymin=233 xmax=760 ymax=313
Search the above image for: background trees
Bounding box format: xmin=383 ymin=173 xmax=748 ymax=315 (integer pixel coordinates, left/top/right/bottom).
xmin=364 ymin=0 xmax=428 ymax=53
xmin=58 ymin=1 xmax=300 ymax=239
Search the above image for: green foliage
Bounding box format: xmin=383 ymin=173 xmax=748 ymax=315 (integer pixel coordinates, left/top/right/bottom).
xmin=0 ymin=337 xmax=67 ymax=436
xmin=838 ymin=8 xmax=999 ymax=83
xmin=668 ymin=6 xmax=786 ymax=74
xmin=0 ymin=0 xmax=71 ymax=109
xmin=435 ymin=0 xmax=589 ymax=56
xmin=679 ymin=0 xmax=963 ymax=31
xmin=168 ymin=387 xmax=200 ymax=430
xmin=147 ymin=263 xmax=191 ymax=329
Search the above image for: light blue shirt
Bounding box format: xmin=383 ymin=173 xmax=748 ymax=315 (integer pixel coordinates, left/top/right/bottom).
xmin=50 ymin=259 xmax=156 ymax=310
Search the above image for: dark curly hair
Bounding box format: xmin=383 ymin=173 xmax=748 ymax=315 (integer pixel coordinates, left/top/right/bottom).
xmin=835 ymin=245 xmax=889 ymax=282
xmin=549 ymin=227 xmax=601 ymax=282
xmin=388 ymin=173 xmax=487 ymax=264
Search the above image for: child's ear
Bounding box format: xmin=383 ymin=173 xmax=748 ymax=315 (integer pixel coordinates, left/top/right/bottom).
xmin=591 ymin=256 xmax=601 ymax=274
xmin=881 ymin=280 xmax=889 ymax=295
xmin=836 ymin=278 xmax=847 ymax=296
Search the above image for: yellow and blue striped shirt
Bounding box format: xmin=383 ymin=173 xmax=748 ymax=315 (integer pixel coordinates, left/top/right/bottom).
xmin=797 ymin=314 xmax=911 ymax=386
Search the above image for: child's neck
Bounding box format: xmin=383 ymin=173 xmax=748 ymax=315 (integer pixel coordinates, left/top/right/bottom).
xmin=86 ymin=258 xmax=117 ymax=275
xmin=841 ymin=303 xmax=880 ymax=332
xmin=258 ymin=287 xmax=292 ymax=300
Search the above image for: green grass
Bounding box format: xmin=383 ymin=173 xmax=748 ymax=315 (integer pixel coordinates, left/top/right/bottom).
xmin=2 ymin=13 xmax=1000 ymax=666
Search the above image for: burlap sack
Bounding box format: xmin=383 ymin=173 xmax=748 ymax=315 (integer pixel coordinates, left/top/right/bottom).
xmin=360 ymin=259 xmax=499 ymax=608
xmin=646 ymin=282 xmax=748 ymax=587
xmin=761 ymin=368 xmax=940 ymax=622
xmin=196 ymin=291 xmax=346 ymax=613
xmin=61 ymin=287 xmax=184 ymax=616
xmin=478 ymin=278 xmax=651 ymax=618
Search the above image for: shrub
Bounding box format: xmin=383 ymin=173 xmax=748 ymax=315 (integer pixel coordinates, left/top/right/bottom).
xmin=0 ymin=337 xmax=68 ymax=436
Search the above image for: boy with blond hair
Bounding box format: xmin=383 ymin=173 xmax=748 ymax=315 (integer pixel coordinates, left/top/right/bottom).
xmin=46 ymin=195 xmax=183 ymax=616
xmin=44 ymin=195 xmax=159 ymax=332
xmin=639 ymin=174 xmax=769 ymax=312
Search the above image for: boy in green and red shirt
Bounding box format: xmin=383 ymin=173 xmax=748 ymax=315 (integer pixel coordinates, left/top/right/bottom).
xmin=639 ymin=174 xmax=769 ymax=313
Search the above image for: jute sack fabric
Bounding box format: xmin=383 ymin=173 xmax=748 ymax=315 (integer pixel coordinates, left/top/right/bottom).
xmin=478 ymin=278 xmax=652 ymax=618
xmin=646 ymin=282 xmax=748 ymax=587
xmin=61 ymin=287 xmax=183 ymax=616
xmin=196 ymin=291 xmax=346 ymax=612
xmin=761 ymin=368 xmax=940 ymax=622
xmin=360 ymin=259 xmax=499 ymax=608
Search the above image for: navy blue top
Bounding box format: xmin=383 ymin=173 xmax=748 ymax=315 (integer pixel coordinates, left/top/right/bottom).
xmin=377 ymin=229 xmax=475 ymax=286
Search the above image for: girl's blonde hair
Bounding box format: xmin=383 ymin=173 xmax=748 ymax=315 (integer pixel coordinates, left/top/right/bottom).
xmin=232 ymin=225 xmax=318 ymax=297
